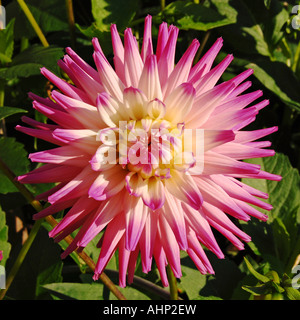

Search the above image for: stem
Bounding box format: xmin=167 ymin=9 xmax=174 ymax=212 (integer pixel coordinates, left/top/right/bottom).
xmin=0 ymin=158 xmax=126 ymax=300
xmin=0 ymin=81 xmax=6 ymax=136
xmin=194 ymin=30 xmax=211 ymax=63
xmin=129 ymin=17 xmax=146 ymax=27
xmin=16 ymin=0 xmax=49 ymax=48
xmin=105 ymin=269 xmax=182 ymax=300
xmin=166 ymin=265 xmax=178 ymax=300
xmin=161 ymin=0 xmax=166 ymax=11
xmin=0 ymin=158 xmax=43 ymax=212
xmin=65 ymin=0 xmax=76 ymax=49
xmin=292 ymin=40 xmax=300 ymax=73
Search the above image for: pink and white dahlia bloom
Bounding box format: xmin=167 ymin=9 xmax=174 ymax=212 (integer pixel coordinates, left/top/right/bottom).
xmin=17 ymin=16 xmax=281 ymax=287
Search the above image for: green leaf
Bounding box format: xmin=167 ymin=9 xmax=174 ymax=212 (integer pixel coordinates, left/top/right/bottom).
xmin=266 ymin=270 xmax=281 ymax=284
xmin=264 ymin=0 xmax=271 ymax=9
xmin=0 ymin=45 xmax=64 ymax=80
xmin=0 ymin=106 xmax=27 ymax=121
xmin=43 ymin=282 xmax=105 ymax=300
xmin=272 ymin=218 xmax=291 ymax=265
xmin=0 ymin=19 xmax=14 ymax=65
xmin=45 ymin=275 xmax=152 ymax=300
xmin=6 ymin=0 xmax=68 ymax=41
xmin=242 ymin=153 xmax=300 ymax=270
xmin=285 ymin=287 xmax=300 ymax=300
xmin=269 ymin=7 xmax=289 ymax=46
xmin=179 ymin=252 xmax=207 ymax=300
xmin=243 ymin=153 xmax=300 ymax=224
xmin=244 ymin=257 xmax=270 ymax=283
xmin=271 ymin=281 xmax=285 ymax=294
xmin=91 ymin=0 xmax=139 ymax=32
xmin=220 ymin=0 xmax=270 ymax=56
xmin=81 ymin=273 xmax=152 ymax=300
xmin=0 ymin=206 xmax=11 ymax=267
xmin=0 ymin=137 xmax=30 ymax=194
xmin=220 ymin=0 xmax=288 ymax=57
xmin=242 ymin=282 xmax=273 ymax=296
xmin=158 ymin=0 xmax=237 ymax=31
xmin=76 ymin=24 xmax=113 ymax=55
xmin=282 ymin=273 xmax=300 ymax=300
xmin=179 ymin=251 xmax=243 ymax=300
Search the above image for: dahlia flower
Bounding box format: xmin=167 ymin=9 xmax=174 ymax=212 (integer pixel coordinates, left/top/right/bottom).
xmin=17 ymin=15 xmax=281 ymax=287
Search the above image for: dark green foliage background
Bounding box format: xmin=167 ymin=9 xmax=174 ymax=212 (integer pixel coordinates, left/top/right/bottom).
xmin=0 ymin=0 xmax=299 ymax=300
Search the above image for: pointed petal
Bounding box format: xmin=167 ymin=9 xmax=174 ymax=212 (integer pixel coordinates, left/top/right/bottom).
xmin=33 ymin=198 xmax=77 ymax=220
xmin=41 ymin=67 xmax=90 ymax=102
xmin=186 ymin=227 xmax=214 ymax=274
xmin=194 ymin=176 xmax=250 ymax=221
xmin=49 ymin=196 xmax=99 ymax=239
xmin=96 ymin=92 xmax=126 ymax=127
xmin=234 ymin=126 xmax=278 ymax=144
xmin=15 ymin=125 xmax=65 ymax=146
xmin=48 ymin=167 xmax=96 ymax=204
xmin=183 ymin=203 xmax=224 ymax=258
xmin=141 ymin=15 xmax=153 ymax=62
xmin=158 ymin=213 xmax=182 ymax=278
xmin=88 ymin=166 xmax=126 ymax=201
xmin=124 ymin=28 xmax=144 ymax=87
xmin=110 ymin=24 xmax=125 ymax=84
xmin=125 ymin=196 xmax=149 ymax=251
xmin=123 ymin=86 xmax=148 ymax=119
xmin=52 ymin=90 xmax=102 ymax=130
xmin=153 ymin=237 xmax=168 ymax=287
xmin=139 ymin=212 xmax=158 ymax=273
xmin=203 ymin=129 xmax=236 ymax=151
xmin=193 ymin=54 xmax=234 ymax=95
xmin=186 ymin=81 xmax=235 ymax=127
xmin=202 ymin=201 xmax=251 ymax=242
xmin=163 ymin=190 xmax=188 ymax=250
xmin=118 ymin=235 xmax=131 ymax=287
xmin=65 ymin=46 xmax=100 ymax=80
xmin=156 ymin=22 xmax=168 ymax=61
xmin=165 ymin=170 xmax=202 ymax=210
xmin=94 ymin=213 xmax=126 ymax=279
xmin=164 ymin=82 xmax=196 ymax=124
xmin=138 ymin=54 xmax=163 ymax=101
xmin=188 ymin=37 xmax=223 ymax=82
xmin=158 ymin=25 xmax=179 ymax=89
xmin=93 ymin=51 xmax=125 ymax=102
xmin=146 ymin=98 xmax=165 ymax=119
xmin=191 ymin=151 xmax=261 ymax=176
xmin=17 ymin=164 xmax=81 ymax=184
xmin=125 ymin=172 xmax=147 ymax=197
xmin=163 ymin=39 xmax=200 ymax=98
xmin=141 ymin=176 xmax=165 ymax=211
xmin=61 ymin=55 xmax=103 ymax=103
xmin=211 ymin=142 xmax=275 ymax=160
xmin=28 ymin=145 xmax=90 ymax=167
xmin=210 ymin=175 xmax=273 ymax=210
xmin=32 ymin=101 xmax=84 ymax=129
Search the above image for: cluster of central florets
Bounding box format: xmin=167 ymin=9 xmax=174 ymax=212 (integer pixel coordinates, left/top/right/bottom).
xmin=92 ymin=85 xmax=202 ymax=211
